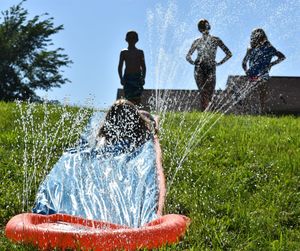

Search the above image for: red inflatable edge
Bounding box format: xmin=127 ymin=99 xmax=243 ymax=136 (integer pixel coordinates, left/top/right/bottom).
xmin=5 ymin=213 xmax=190 ymax=250
xmin=153 ymin=115 xmax=166 ymax=216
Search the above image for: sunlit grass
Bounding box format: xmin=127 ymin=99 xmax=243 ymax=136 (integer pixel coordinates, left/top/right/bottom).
xmin=161 ymin=112 xmax=300 ymax=250
xmin=1 ymin=102 xmax=300 ymax=250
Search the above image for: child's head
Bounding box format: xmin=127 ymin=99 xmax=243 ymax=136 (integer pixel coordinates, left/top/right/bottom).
xmin=250 ymin=28 xmax=268 ymax=48
xmin=98 ymin=99 xmax=151 ymax=146
xmin=125 ymin=31 xmax=139 ymax=44
xmin=197 ymin=19 xmax=210 ymax=33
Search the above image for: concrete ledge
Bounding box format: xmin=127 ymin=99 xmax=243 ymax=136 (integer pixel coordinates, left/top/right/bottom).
xmin=116 ymin=89 xmax=202 ymax=112
xmin=116 ymin=76 xmax=300 ymax=114
xmin=221 ymin=76 xmax=300 ymax=115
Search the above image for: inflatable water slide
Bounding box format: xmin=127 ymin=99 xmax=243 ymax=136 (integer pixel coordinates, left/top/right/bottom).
xmin=6 ymin=112 xmax=190 ymax=250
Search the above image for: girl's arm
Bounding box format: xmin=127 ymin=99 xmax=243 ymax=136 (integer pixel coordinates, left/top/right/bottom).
xmin=242 ymin=49 xmax=250 ymax=73
xmin=140 ymin=50 xmax=146 ymax=83
xmin=186 ymin=40 xmax=197 ymax=65
xmin=216 ymin=39 xmax=232 ymax=66
xmin=118 ymin=51 xmax=125 ymax=85
xmin=270 ymin=50 xmax=286 ymax=68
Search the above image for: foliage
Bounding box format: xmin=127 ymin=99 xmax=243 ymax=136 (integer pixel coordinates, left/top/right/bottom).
xmin=1 ymin=102 xmax=300 ymax=250
xmin=0 ymin=1 xmax=72 ymax=101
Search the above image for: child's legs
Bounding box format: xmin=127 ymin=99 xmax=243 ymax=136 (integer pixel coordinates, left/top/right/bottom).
xmin=194 ymin=65 xmax=216 ymax=111
xmin=124 ymin=90 xmax=142 ymax=107
xmin=127 ymin=96 xmax=142 ymax=106
xmin=258 ymin=80 xmax=268 ymax=114
xmin=194 ymin=66 xmax=205 ymax=90
xmin=123 ymin=73 xmax=143 ymax=106
xmin=203 ymin=73 xmax=216 ymax=110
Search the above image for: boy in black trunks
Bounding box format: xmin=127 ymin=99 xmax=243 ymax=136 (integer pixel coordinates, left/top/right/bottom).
xmin=118 ymin=31 xmax=146 ymax=106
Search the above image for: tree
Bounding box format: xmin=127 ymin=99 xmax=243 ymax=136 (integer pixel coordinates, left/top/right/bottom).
xmin=0 ymin=1 xmax=72 ymax=101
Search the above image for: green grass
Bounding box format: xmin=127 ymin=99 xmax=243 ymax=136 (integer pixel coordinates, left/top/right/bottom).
xmin=1 ymin=101 xmax=300 ymax=250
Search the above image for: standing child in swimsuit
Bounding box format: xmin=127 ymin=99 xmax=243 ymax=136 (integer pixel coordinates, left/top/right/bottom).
xmin=242 ymin=28 xmax=285 ymax=113
xmin=118 ymin=31 xmax=146 ymax=106
xmin=186 ymin=19 xmax=232 ymax=111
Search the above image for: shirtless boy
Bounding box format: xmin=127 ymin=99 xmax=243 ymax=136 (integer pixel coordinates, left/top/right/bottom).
xmin=186 ymin=19 xmax=232 ymax=111
xmin=118 ymin=31 xmax=146 ymax=105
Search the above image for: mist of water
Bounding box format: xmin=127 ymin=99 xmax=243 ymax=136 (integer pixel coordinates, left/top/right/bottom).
xmin=144 ymin=0 xmax=298 ymax=194
xmin=13 ymin=0 xmax=299 ymax=223
xmin=15 ymin=100 xmax=93 ymax=211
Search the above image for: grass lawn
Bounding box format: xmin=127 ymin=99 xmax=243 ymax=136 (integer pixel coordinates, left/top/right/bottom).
xmin=0 ymin=101 xmax=300 ymax=250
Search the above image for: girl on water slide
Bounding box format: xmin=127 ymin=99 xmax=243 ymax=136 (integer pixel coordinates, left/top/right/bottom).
xmin=32 ymin=99 xmax=163 ymax=227
xmin=97 ymin=99 xmax=157 ymax=150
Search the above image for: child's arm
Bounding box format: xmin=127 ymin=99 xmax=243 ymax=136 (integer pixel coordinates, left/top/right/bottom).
xmin=140 ymin=50 xmax=146 ymax=84
xmin=186 ymin=40 xmax=197 ymax=65
xmin=118 ymin=51 xmax=125 ymax=85
xmin=242 ymin=49 xmax=250 ymax=73
xmin=216 ymin=39 xmax=232 ymax=66
xmin=269 ymin=50 xmax=285 ymax=68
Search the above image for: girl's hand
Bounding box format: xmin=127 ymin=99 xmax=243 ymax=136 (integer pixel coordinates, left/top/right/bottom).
xmin=245 ymin=69 xmax=250 ymax=76
xmin=268 ymin=63 xmax=273 ymax=70
xmin=186 ymin=57 xmax=196 ymax=65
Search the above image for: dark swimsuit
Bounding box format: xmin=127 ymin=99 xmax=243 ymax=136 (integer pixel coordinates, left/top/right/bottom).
xmin=123 ymin=73 xmax=144 ymax=100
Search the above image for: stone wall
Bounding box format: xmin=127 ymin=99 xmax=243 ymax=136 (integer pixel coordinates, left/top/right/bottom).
xmin=116 ymin=76 xmax=300 ymax=114
xmin=116 ymin=89 xmax=202 ymax=112
xmin=217 ymin=76 xmax=300 ymax=115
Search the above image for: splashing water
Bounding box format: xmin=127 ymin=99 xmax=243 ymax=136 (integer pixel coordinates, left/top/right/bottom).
xmin=144 ymin=0 xmax=299 ymax=193
xmin=31 ymin=111 xmax=159 ymax=227
xmin=15 ymin=101 xmax=160 ymax=228
xmin=15 ymin=100 xmax=93 ymax=211
xmin=14 ymin=0 xmax=299 ymax=226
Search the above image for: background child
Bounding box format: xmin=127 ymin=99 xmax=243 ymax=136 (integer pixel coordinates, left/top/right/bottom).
xmin=242 ymin=28 xmax=285 ymax=79
xmin=242 ymin=28 xmax=286 ymax=113
xmin=186 ymin=19 xmax=232 ymax=111
xmin=118 ymin=31 xmax=146 ymax=106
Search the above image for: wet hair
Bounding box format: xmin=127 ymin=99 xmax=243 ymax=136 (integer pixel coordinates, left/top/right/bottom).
xmin=197 ymin=19 xmax=211 ymax=32
xmin=98 ymin=99 xmax=152 ymax=147
xmin=250 ymin=28 xmax=269 ymax=48
xmin=125 ymin=31 xmax=139 ymax=43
